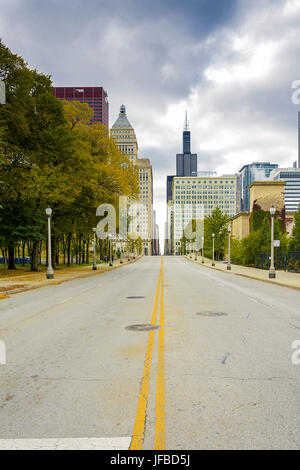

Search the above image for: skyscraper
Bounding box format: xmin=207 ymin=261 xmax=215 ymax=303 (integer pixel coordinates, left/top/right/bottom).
xmin=111 ymin=105 xmax=153 ymax=255
xmin=53 ymin=86 xmax=109 ymax=127
xmin=166 ymin=112 xmax=198 ymax=203
xmin=298 ymin=111 xmax=300 ymax=168
xmin=176 ymin=112 xmax=198 ymax=177
xmin=238 ymin=162 xmax=279 ymax=212
xmin=165 ymin=112 xmax=198 ymax=252
xmin=110 ymin=105 xmax=138 ymax=163
xmin=269 ymin=167 xmax=300 ymax=212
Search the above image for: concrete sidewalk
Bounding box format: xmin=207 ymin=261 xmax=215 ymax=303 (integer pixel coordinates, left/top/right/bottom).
xmin=185 ymin=255 xmax=300 ymax=290
xmin=0 ymin=257 xmax=140 ymax=297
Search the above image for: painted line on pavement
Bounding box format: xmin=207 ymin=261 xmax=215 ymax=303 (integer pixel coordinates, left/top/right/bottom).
xmin=130 ymin=258 xmax=163 ymax=450
xmin=154 ymin=257 xmax=166 ymax=450
xmin=0 ymin=437 xmax=131 ymax=450
xmin=60 ymin=297 xmax=73 ymax=304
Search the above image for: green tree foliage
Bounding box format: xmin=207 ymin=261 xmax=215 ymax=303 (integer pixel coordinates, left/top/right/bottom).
xmin=289 ymin=204 xmax=300 ymax=251
xmin=204 ymin=207 xmax=229 ymax=260
xmin=0 ymin=39 xmax=139 ymax=271
xmin=231 ymin=207 xmax=288 ymax=268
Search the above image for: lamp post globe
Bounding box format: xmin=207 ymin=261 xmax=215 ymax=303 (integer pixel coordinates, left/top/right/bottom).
xmin=45 ymin=206 xmax=54 ymax=279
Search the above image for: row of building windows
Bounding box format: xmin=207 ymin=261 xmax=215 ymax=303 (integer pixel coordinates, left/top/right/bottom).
xmin=175 ymin=180 xmax=235 ymax=185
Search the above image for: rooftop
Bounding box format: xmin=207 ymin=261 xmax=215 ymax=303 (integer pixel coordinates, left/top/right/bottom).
xmin=112 ymin=104 xmax=133 ymax=128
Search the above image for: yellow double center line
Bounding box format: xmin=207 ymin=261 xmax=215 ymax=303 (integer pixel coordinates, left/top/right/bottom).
xmin=130 ymin=256 xmax=165 ymax=450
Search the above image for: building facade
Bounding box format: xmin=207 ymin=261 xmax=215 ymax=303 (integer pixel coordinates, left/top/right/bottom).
xmin=110 ymin=105 xmax=138 ymax=163
xmin=152 ymin=210 xmax=160 ymax=256
xmin=238 ymin=162 xmax=279 ymax=212
xmin=111 ymin=105 xmax=153 ymax=255
xmin=269 ymin=167 xmax=300 ymax=212
xmin=170 ymin=175 xmax=237 ymax=254
xmin=136 ymin=158 xmax=153 ymax=255
xmin=53 ymin=86 xmax=109 ymax=127
xmin=231 ymin=181 xmax=287 ymax=239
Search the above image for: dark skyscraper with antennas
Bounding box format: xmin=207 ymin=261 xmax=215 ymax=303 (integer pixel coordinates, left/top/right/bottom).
xmin=176 ymin=112 xmax=198 ymax=177
xmin=166 ymin=112 xmax=198 ymax=203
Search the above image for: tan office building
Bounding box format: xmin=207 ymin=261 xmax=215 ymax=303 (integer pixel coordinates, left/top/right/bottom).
xmin=111 ymin=105 xmax=153 ymax=255
xmin=170 ymin=175 xmax=237 ymax=254
xmin=110 ymin=104 xmax=138 ymax=163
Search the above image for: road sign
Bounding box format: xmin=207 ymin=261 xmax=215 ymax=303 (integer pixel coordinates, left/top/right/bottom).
xmin=273 ymin=240 xmax=280 ymax=247
xmin=0 ymin=81 xmax=6 ymax=105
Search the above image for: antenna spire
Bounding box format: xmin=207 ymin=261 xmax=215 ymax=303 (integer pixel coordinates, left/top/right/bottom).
xmin=184 ymin=110 xmax=189 ymax=131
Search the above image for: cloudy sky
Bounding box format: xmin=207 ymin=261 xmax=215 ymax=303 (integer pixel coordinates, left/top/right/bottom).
xmin=1 ymin=0 xmax=300 ymax=241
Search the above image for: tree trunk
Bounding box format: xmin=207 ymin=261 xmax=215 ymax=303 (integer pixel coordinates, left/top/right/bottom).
xmin=31 ymin=241 xmax=39 ymax=271
xmin=67 ymin=233 xmax=71 ymax=266
xmin=81 ymin=241 xmax=85 ymax=264
xmin=39 ymin=241 xmax=42 ymax=265
xmin=22 ymin=242 xmax=25 ymax=266
xmin=86 ymin=239 xmax=89 ymax=264
xmin=55 ymin=240 xmax=59 ymax=266
xmin=8 ymin=245 xmax=16 ymax=270
xmin=52 ymin=238 xmax=56 ymax=269
xmin=76 ymin=238 xmax=80 ymax=264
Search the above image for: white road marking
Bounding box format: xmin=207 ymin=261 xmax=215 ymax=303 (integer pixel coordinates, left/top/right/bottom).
xmin=0 ymin=437 xmax=131 ymax=450
xmin=60 ymin=297 xmax=73 ymax=304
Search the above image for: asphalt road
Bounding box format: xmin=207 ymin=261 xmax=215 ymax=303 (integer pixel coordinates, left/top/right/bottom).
xmin=0 ymin=256 xmax=300 ymax=450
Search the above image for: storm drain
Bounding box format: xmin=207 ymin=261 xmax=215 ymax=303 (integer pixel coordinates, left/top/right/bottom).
xmin=126 ymin=324 xmax=160 ymax=331
xmin=197 ymin=311 xmax=227 ymax=317
xmin=126 ymin=296 xmax=146 ymax=299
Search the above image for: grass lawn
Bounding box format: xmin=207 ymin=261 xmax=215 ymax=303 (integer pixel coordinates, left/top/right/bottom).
xmin=0 ymin=262 xmax=105 ymax=278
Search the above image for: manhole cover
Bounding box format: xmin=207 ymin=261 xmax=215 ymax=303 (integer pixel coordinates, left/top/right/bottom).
xmin=126 ymin=296 xmax=146 ymax=299
xmin=126 ymin=324 xmax=160 ymax=331
xmin=197 ymin=311 xmax=227 ymax=317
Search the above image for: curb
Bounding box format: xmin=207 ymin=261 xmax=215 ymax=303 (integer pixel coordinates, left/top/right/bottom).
xmin=0 ymin=257 xmax=141 ymax=298
xmin=185 ymin=256 xmax=300 ymax=292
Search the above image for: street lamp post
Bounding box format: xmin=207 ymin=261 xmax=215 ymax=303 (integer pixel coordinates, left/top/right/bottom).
xmin=45 ymin=207 xmax=54 ymax=279
xmin=269 ymin=205 xmax=276 ymax=279
xmin=109 ymin=235 xmax=113 ymax=267
xmin=212 ymin=233 xmax=215 ymax=267
xmin=195 ymin=247 xmax=198 ymax=261
xmin=227 ymin=225 xmax=231 ymax=271
xmin=120 ymin=240 xmax=123 ymax=264
xmin=201 ymin=236 xmax=204 ymax=263
xmin=189 ymin=242 xmax=192 ymax=259
xmin=92 ymin=228 xmax=97 ymax=270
